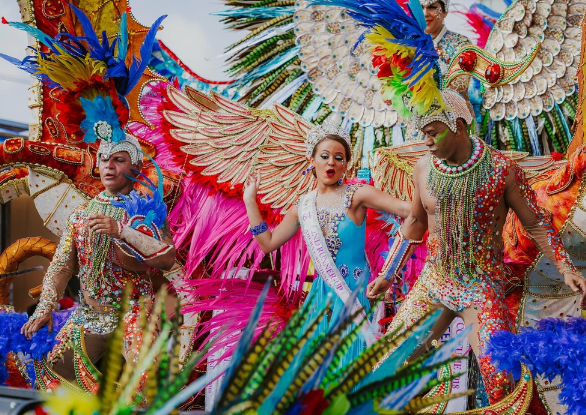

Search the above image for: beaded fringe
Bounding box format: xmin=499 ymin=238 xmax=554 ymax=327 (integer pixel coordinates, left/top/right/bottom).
xmin=426 ymin=142 xmax=493 ymax=283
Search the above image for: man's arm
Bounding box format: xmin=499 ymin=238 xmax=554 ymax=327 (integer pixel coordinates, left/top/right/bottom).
xmin=116 ymin=220 xmax=176 ymax=271
xmin=88 ymin=214 xmax=176 ymax=271
xmin=505 ymin=162 xmax=586 ymax=307
xmin=366 ymin=157 xmax=429 ymax=299
xmin=22 ymin=218 xmax=77 ymax=338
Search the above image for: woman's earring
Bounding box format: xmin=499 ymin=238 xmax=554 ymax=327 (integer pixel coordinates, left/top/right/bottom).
xmin=436 ymin=12 xmax=441 ymax=20
xmin=338 ymin=173 xmax=345 ymax=185
xmin=302 ymin=166 xmax=314 ymax=175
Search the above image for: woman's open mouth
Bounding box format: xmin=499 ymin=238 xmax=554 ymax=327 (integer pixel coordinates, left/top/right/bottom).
xmin=326 ymin=169 xmax=335 ymax=177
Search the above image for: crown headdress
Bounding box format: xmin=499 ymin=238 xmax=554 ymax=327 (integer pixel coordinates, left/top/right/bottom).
xmin=306 ymin=119 xmax=352 ymax=159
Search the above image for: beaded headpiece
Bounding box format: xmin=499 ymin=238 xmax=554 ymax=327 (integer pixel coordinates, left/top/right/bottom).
xmin=97 ymin=133 xmax=142 ymax=165
xmin=413 ymin=89 xmax=473 ymax=133
xmin=305 ymin=119 xmax=352 ymax=159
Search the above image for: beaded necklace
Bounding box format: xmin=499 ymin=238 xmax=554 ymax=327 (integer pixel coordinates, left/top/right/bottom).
xmin=426 ymin=136 xmax=492 ymax=284
xmin=83 ymin=193 xmax=126 ymax=301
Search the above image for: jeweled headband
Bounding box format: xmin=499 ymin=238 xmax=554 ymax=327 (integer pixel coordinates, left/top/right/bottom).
xmin=420 ymin=0 xmax=449 ymax=11
xmin=97 ymin=133 xmax=142 ymax=165
xmin=413 ymin=89 xmax=473 ymax=133
xmin=305 ymin=119 xmax=352 ymax=159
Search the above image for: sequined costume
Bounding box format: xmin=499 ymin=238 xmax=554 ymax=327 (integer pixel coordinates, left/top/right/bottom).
xmin=303 ymin=183 xmax=376 ymax=367
xmin=384 ymin=145 xmax=576 ymax=403
xmin=32 ymin=192 xmax=157 ymax=387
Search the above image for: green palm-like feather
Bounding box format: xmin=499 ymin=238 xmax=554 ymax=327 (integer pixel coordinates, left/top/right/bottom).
xmin=163 ymin=302 xmax=184 ymax=391
xmin=324 ymin=321 xmax=410 ymax=398
xmin=248 ymin=302 xmax=331 ymax=408
xmin=219 ymin=321 xmax=276 ymax=405
xmin=98 ymin=285 xmax=132 ymax=413
xmin=111 ymin=290 xmax=168 ymax=414
xmin=349 ymin=358 xmax=463 ymax=406
xmin=322 ymin=298 xmax=383 ymax=387
xmin=422 ymin=371 xmax=466 ymax=391
xmin=218 ymin=299 xmax=317 ymax=410
xmin=399 ymin=390 xmax=473 ymax=413
xmin=146 ymin=342 xmax=211 ymax=413
xmin=241 ymin=293 xmax=314 ymax=396
xmin=272 ymin=307 xmax=367 ymax=414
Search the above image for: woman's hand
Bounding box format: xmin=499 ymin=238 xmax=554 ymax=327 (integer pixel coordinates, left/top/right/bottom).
xmin=243 ymin=170 xmax=261 ymax=205
xmin=21 ymin=313 xmax=53 ymax=340
xmin=88 ymin=214 xmax=122 ymax=239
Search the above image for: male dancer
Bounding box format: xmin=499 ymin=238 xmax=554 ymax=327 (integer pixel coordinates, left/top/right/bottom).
xmin=21 ymin=134 xmax=176 ymax=385
xmin=367 ymin=89 xmax=586 ymax=403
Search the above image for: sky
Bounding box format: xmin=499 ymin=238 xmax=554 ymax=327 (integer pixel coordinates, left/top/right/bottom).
xmin=0 ymin=0 xmax=501 ymax=124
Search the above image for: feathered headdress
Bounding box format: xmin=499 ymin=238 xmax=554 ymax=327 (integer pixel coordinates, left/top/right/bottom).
xmin=0 ymin=4 xmax=166 ymax=165
xmin=307 ymin=0 xmax=447 ymax=118
xmin=306 ymin=0 xmax=539 ymax=131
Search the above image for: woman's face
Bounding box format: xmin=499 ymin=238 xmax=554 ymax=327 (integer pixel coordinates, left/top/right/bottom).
xmin=310 ymin=139 xmax=348 ymax=185
xmin=423 ymin=1 xmax=446 ymax=35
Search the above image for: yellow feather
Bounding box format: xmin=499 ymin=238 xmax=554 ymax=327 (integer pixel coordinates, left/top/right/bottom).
xmin=34 ymin=47 xmax=107 ymax=90
xmin=364 ymin=26 xmax=412 ymax=60
xmin=42 ymin=386 xmax=100 ymax=415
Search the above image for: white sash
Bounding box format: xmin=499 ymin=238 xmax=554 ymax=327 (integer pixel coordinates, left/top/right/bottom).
xmin=298 ymin=190 xmax=378 ymax=345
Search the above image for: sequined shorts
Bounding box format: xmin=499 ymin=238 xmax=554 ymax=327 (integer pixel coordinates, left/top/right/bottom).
xmin=420 ymin=262 xmax=504 ymax=312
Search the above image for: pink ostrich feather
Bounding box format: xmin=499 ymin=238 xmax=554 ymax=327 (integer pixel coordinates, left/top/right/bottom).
xmin=453 ymin=5 xmax=495 ymax=49
xmin=183 ymin=276 xmax=296 ymax=362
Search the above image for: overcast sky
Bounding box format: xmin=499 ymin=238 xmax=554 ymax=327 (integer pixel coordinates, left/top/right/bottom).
xmin=0 ymin=0 xmax=501 ymax=124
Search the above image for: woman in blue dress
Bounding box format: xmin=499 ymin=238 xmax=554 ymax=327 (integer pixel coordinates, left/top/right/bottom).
xmin=243 ymin=122 xmax=410 ymax=365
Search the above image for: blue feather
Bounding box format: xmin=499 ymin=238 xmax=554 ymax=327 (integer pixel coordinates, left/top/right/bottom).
xmin=79 ymin=95 xmax=125 ymax=143
xmin=69 ymin=4 xmax=102 ymax=55
xmin=0 ymin=310 xmax=73 ymax=386
xmin=487 ymin=317 xmax=586 ymax=415
xmin=111 ymin=151 xmax=167 ymax=233
xmin=124 ymin=14 xmax=167 ymax=95
xmin=6 ymin=21 xmax=53 ymax=47
xmin=407 ymin=0 xmax=427 ymax=31
xmin=118 ymin=12 xmax=129 ymax=62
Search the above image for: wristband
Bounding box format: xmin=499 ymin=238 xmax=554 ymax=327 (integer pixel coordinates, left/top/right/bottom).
xmin=379 ymin=228 xmax=423 ymax=281
xmin=250 ymin=221 xmax=268 ymax=236
xmin=116 ymin=221 xmax=124 ymax=239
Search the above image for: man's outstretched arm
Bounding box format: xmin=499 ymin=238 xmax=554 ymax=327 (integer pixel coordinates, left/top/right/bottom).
xmin=367 ymin=157 xmax=429 ymax=299
xmin=505 ymin=162 xmax=586 ymax=308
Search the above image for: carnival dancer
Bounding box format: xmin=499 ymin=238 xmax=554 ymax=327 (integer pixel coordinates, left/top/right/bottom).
xmin=20 ymin=131 xmax=176 ymax=382
xmin=366 ymin=88 xmax=586 ymax=403
xmin=243 ymin=122 xmax=411 ymax=366
xmin=0 ymin=3 xmax=173 ymax=387
xmin=302 ymin=0 xmax=586 ymax=404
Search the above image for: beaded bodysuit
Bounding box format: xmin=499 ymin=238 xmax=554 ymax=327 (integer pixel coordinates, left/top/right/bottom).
xmin=34 ymin=193 xmax=156 ymax=390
